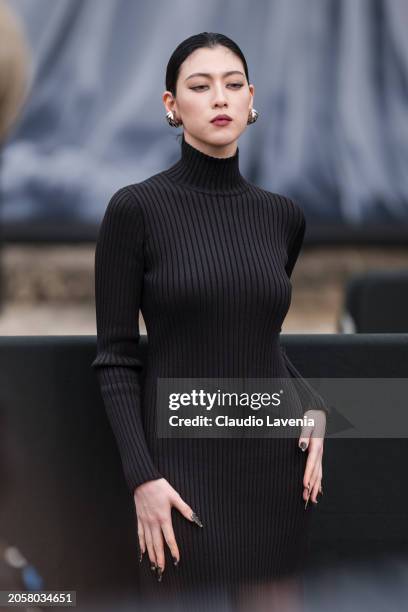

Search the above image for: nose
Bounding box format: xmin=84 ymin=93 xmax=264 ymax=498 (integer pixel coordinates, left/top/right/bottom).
xmin=212 ymin=82 xmax=228 ymax=107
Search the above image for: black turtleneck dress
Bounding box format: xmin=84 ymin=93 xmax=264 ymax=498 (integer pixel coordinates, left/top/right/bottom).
xmin=91 ymin=134 xmax=329 ymax=606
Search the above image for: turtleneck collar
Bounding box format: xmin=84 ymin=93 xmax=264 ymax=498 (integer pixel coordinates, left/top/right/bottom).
xmin=163 ymin=132 xmax=249 ymax=194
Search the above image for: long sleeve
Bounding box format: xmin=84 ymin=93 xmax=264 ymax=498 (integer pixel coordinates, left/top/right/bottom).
xmin=91 ymin=186 xmax=163 ymax=493
xmin=281 ymin=200 xmax=330 ymax=417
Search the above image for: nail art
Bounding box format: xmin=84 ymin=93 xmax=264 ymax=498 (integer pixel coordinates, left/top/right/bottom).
xmin=150 ymin=563 xmax=156 ymax=571
xmin=299 ymin=441 xmax=307 ymax=451
xmin=191 ymin=512 xmax=204 ymax=527
xmin=304 ymin=494 xmax=310 ymax=509
xmin=156 ymin=567 xmax=163 ymax=582
xmin=172 ymin=556 xmax=179 ymax=566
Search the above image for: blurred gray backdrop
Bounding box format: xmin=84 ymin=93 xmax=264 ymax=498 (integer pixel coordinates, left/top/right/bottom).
xmin=1 ymin=0 xmax=407 ymax=225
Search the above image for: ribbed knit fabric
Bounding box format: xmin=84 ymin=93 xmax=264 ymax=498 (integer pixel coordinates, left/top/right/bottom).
xmin=91 ymin=133 xmax=329 ymax=605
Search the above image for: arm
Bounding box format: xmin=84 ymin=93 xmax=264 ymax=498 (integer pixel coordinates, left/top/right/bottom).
xmin=91 ymin=186 xmax=163 ymax=493
xmin=281 ymin=199 xmax=330 ymax=417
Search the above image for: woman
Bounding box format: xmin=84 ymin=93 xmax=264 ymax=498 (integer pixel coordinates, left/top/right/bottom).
xmin=92 ymin=32 xmax=328 ymax=610
xmin=0 ymin=0 xmax=30 ymax=143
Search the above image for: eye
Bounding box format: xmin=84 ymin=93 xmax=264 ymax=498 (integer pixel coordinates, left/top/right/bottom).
xmin=190 ymin=83 xmax=244 ymax=92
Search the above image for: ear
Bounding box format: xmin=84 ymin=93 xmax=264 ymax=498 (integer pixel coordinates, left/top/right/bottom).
xmin=248 ymin=83 xmax=255 ymax=105
xmin=162 ymin=90 xmax=176 ymax=113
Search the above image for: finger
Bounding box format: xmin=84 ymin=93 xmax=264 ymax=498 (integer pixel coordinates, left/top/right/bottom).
xmin=304 ymin=457 xmax=321 ymax=508
xmin=303 ymin=444 xmax=321 ymax=496
xmin=143 ymin=524 xmax=157 ymax=570
xmin=171 ymin=492 xmax=204 ymax=528
xmin=137 ymin=518 xmax=146 ymax=562
xmin=318 ymin=463 xmax=323 ymax=496
xmin=161 ymin=518 xmax=180 ymax=566
xmin=151 ymin=523 xmax=165 ymax=580
xmin=309 ymin=458 xmax=322 ymax=504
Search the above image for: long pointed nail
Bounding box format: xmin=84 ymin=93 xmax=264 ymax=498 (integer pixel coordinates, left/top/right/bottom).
xmin=150 ymin=563 xmax=156 ymax=571
xmin=172 ymin=556 xmax=179 ymax=566
xmin=191 ymin=512 xmax=203 ymax=527
xmin=139 ymin=550 xmax=144 ymax=563
xmin=156 ymin=567 xmax=163 ymax=582
xmin=305 ymin=495 xmax=310 ymax=509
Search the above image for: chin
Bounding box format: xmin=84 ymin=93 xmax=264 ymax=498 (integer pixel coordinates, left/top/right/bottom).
xmin=207 ymin=130 xmax=238 ymax=145
xmin=188 ymin=130 xmax=237 ymax=150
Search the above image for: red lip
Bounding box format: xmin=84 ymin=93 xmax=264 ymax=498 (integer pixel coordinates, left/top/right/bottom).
xmin=211 ymin=114 xmax=232 ymax=122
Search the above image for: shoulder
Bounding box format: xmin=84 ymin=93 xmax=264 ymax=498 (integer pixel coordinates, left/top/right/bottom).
xmin=104 ymin=185 xmax=136 ymax=210
xmin=283 ymin=196 xmax=305 ymax=231
xmin=271 ymin=190 xmax=304 ymax=219
xmin=103 ymin=183 xmax=147 ymax=218
xmin=254 ymin=187 xmax=305 ymax=226
xmin=103 ymin=168 xmax=179 ymax=230
xmin=118 ymin=172 xmax=175 ymax=208
xmin=250 ymin=186 xmax=301 ymax=213
xmin=98 ymin=185 xmax=146 ymax=241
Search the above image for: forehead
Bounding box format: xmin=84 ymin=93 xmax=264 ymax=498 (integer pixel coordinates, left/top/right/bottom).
xmin=179 ymin=46 xmax=243 ymax=78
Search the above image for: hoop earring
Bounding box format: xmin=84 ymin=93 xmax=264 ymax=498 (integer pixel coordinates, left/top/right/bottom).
xmin=247 ymin=108 xmax=259 ymax=125
xmin=166 ymin=110 xmax=182 ymax=128
xmin=166 ymin=108 xmax=258 ymax=127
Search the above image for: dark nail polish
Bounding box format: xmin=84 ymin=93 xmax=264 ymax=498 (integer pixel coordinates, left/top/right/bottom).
xmin=156 ymin=567 xmax=163 ymax=582
xmin=150 ymin=563 xmax=156 ymax=571
xmin=299 ymin=441 xmax=307 ymax=451
xmin=304 ymin=495 xmax=310 ymax=509
xmin=191 ymin=511 xmax=203 ymax=527
xmin=139 ymin=550 xmax=144 ymax=563
xmin=172 ymin=556 xmax=179 ymax=566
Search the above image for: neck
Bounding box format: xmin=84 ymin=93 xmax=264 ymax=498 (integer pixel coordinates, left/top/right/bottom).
xmin=185 ymin=133 xmax=238 ymax=158
xmin=164 ymin=132 xmax=248 ymax=194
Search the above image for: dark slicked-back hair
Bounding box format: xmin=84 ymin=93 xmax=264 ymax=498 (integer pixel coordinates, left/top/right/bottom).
xmin=165 ymin=32 xmax=249 ymax=97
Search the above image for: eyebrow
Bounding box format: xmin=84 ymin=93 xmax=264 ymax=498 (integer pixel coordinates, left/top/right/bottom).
xmin=184 ymin=70 xmax=245 ymax=81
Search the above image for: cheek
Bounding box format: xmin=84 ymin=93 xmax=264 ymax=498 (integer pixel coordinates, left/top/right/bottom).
xmin=182 ymin=96 xmax=206 ymax=117
xmin=235 ymin=103 xmax=251 ymax=125
xmin=239 ymin=96 xmax=251 ymax=111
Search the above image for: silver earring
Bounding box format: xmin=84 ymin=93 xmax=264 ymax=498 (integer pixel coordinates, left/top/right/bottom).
xmin=247 ymin=108 xmax=259 ymax=125
xmin=166 ymin=110 xmax=181 ymax=128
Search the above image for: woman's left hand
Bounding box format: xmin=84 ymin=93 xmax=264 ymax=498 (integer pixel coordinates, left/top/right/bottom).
xmin=298 ymin=410 xmax=326 ymax=508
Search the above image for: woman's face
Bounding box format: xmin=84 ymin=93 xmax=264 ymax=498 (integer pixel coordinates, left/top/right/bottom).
xmin=163 ymin=45 xmax=254 ymax=154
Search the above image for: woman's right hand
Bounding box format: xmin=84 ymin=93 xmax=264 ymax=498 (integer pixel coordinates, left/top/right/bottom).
xmin=134 ymin=477 xmax=203 ymax=581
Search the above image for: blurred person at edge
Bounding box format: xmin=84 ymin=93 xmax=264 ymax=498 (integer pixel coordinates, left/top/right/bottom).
xmin=0 ymin=0 xmax=30 ymax=143
xmin=0 ymin=0 xmax=30 ymax=306
xmin=0 ymin=0 xmax=34 ymax=603
xmin=0 ymin=0 xmax=30 ymax=488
